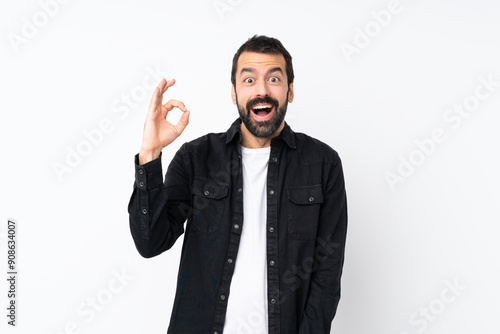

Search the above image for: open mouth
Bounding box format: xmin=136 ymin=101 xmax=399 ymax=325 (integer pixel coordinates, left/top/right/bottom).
xmin=251 ymin=103 xmax=275 ymax=121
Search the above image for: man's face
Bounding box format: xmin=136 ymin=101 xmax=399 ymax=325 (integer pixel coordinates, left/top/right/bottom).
xmin=232 ymin=51 xmax=294 ymax=138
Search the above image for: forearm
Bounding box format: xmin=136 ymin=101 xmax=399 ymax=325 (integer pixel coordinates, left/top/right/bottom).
xmin=298 ymin=157 xmax=348 ymax=333
xmin=297 ymin=242 xmax=345 ymax=333
xmin=128 ymin=151 xmax=188 ymax=258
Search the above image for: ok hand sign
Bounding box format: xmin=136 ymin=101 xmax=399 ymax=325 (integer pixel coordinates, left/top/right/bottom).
xmin=139 ymin=78 xmax=190 ymax=165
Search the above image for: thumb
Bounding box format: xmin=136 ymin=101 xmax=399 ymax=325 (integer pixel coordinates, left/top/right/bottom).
xmin=175 ymin=110 xmax=190 ymax=135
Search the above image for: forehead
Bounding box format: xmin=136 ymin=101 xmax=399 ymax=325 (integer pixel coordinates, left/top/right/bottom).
xmin=236 ymin=51 xmax=286 ymax=75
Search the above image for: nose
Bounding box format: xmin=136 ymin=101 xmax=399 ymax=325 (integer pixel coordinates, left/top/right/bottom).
xmin=254 ymin=79 xmax=270 ymax=97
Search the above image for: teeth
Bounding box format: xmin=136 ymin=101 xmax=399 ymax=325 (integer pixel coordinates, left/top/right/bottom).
xmin=253 ymin=105 xmax=272 ymax=109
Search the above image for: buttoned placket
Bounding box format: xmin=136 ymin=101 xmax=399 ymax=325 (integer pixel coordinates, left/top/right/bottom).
xmin=266 ymin=140 xmax=281 ymax=334
xmin=211 ymin=136 xmax=284 ymax=334
xmin=211 ymin=136 xmax=245 ymax=333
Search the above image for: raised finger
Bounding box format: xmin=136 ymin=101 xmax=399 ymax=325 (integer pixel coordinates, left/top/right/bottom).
xmin=161 ymin=78 xmax=176 ymax=95
xmin=148 ymin=79 xmax=167 ymax=113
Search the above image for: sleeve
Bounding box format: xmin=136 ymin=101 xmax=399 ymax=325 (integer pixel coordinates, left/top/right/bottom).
xmin=298 ymin=154 xmax=348 ymax=333
xmin=127 ymin=145 xmax=192 ymax=258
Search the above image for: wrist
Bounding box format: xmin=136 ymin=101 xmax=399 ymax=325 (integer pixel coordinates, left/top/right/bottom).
xmin=138 ymin=148 xmax=161 ymax=165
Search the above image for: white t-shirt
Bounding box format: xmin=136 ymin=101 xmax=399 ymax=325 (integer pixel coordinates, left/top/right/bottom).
xmin=223 ymin=146 xmax=270 ymax=334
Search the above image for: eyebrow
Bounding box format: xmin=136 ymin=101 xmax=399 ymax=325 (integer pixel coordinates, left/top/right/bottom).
xmin=240 ymin=66 xmax=284 ymax=76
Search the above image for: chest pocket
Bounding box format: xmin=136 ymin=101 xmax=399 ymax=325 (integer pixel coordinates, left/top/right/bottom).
xmin=190 ymin=177 xmax=229 ymax=234
xmin=286 ymin=185 xmax=324 ymax=240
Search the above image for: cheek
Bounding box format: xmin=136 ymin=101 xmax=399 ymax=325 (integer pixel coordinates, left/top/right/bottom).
xmin=277 ymin=91 xmax=289 ymax=105
xmin=270 ymin=86 xmax=287 ymax=99
xmin=236 ymin=92 xmax=250 ymax=106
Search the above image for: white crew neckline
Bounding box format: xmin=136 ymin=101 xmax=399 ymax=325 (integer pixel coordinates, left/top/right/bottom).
xmin=240 ymin=145 xmax=271 ymax=155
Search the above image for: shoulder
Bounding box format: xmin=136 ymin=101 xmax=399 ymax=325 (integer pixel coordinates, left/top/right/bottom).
xmin=293 ymin=131 xmax=341 ymax=166
xmin=178 ymin=131 xmax=227 ymax=158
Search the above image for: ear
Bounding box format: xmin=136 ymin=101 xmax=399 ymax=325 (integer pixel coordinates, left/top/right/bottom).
xmin=231 ymin=84 xmax=237 ymax=104
xmin=288 ymin=83 xmax=294 ymax=103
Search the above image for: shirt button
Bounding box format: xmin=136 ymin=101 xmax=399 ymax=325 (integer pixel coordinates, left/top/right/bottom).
xmin=142 ymin=209 xmax=147 ymax=215
xmin=227 ymin=258 xmax=233 ymax=264
xmin=309 ymin=196 xmax=315 ymax=202
xmin=234 ymin=224 xmax=240 ymax=230
xmin=269 ymin=189 xmax=275 ymax=195
xmin=204 ymin=190 xmax=210 ymax=196
xmin=138 ymin=169 xmax=144 ymax=174
xmin=220 ymin=294 xmax=226 ymax=300
xmin=238 ymin=188 xmax=243 ymax=192
xmin=269 ymin=227 xmax=274 ymax=232
xmin=270 ymin=298 xmax=276 ymax=304
xmin=271 ymin=157 xmax=278 ymax=163
xmin=139 ymin=182 xmax=144 ymax=188
xmin=214 ymin=332 xmax=218 ymax=334
xmin=270 ymin=260 xmax=275 ymax=266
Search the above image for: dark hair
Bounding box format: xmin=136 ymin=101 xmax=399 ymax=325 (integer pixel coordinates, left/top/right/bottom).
xmin=231 ymin=35 xmax=294 ymax=87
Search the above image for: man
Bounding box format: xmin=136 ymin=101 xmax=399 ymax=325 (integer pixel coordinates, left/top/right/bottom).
xmin=128 ymin=35 xmax=348 ymax=334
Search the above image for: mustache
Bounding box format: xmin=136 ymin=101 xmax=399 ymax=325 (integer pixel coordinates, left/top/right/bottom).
xmin=246 ymin=96 xmax=279 ymax=111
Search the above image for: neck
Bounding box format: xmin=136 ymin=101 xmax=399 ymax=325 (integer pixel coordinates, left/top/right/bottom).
xmin=240 ymin=121 xmax=285 ymax=148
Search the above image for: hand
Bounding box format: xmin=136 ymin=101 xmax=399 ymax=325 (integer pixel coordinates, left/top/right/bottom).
xmin=139 ymin=78 xmax=190 ymax=165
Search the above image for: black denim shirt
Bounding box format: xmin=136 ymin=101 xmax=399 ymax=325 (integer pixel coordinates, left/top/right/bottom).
xmin=128 ymin=118 xmax=348 ymax=334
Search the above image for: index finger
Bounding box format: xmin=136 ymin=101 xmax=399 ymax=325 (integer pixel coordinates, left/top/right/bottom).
xmin=161 ymin=78 xmax=176 ymax=95
xmin=148 ymin=78 xmax=176 ymax=113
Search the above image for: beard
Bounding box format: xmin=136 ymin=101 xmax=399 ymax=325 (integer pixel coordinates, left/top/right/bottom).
xmin=236 ymin=91 xmax=289 ymax=138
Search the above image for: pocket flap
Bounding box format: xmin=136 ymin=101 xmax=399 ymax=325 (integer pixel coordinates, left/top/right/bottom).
xmin=287 ymin=185 xmax=324 ymax=205
xmin=192 ymin=177 xmax=229 ymax=200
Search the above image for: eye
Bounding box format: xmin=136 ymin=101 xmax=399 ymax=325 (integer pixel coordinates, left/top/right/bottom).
xmin=244 ymin=77 xmax=254 ymax=84
xmin=269 ymin=76 xmax=280 ymax=83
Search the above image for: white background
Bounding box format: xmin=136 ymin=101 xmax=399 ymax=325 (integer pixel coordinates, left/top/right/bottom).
xmin=1 ymin=0 xmax=500 ymax=333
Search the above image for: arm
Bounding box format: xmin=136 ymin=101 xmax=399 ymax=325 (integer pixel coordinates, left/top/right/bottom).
xmin=127 ymin=78 xmax=191 ymax=258
xmin=298 ymin=155 xmax=348 ymax=333
xmin=128 ymin=147 xmax=191 ymax=258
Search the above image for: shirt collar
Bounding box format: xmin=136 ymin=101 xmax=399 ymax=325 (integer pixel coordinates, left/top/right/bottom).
xmin=225 ymin=118 xmax=297 ymax=149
